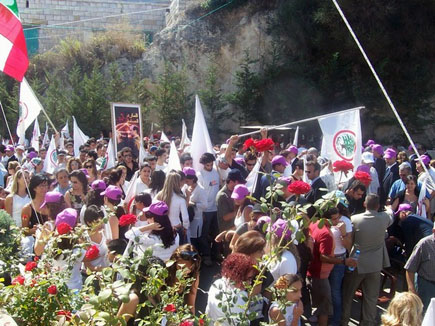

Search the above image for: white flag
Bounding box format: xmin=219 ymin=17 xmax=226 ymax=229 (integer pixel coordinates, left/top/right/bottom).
xmin=318 ymin=108 xmax=362 ymax=183
xmin=42 ymin=122 xmax=49 ymax=148
xmin=191 ymin=95 xmax=214 ymax=172
xmin=100 ymin=138 xmax=116 ymax=171
xmin=61 ymin=120 xmax=70 ymax=138
xmin=167 ymin=141 xmax=181 ymax=172
xmin=245 ymin=160 xmax=261 ymax=193
xmin=417 ymin=179 xmax=427 ymax=218
xmin=139 ymin=143 xmax=146 ymax=165
xmin=31 ymin=119 xmax=41 ymax=151
xmin=293 ymin=126 xmax=299 ymax=146
xmin=160 ymin=130 xmax=170 ymax=143
xmin=179 ymin=119 xmax=191 ymax=150
xmin=42 ymin=136 xmax=58 ymax=174
xmin=124 ymin=171 xmax=139 ymax=211
xmin=16 ymin=78 xmax=43 ymax=141
xmin=73 ymin=116 xmax=89 ymax=157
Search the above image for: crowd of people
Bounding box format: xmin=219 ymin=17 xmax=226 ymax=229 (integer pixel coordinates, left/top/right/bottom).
xmin=0 ymin=130 xmax=434 ymax=326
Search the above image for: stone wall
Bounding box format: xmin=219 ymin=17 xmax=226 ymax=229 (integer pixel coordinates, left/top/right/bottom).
xmin=17 ymin=0 xmax=171 ymax=53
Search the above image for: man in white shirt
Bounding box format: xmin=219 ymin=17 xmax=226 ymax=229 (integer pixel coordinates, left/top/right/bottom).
xmin=197 ymin=152 xmax=220 ymax=266
xmin=154 ymin=148 xmax=167 ymax=172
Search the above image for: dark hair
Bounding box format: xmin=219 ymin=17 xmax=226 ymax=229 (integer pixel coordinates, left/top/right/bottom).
xmin=69 ymin=170 xmax=88 ymax=194
xmin=244 ymin=152 xmax=257 ymax=162
xmin=166 ymin=244 xmax=201 ymax=286
xmin=29 ymin=173 xmax=49 ymax=199
xmin=140 ymin=163 xmax=152 ymax=172
xmin=84 ymin=205 xmax=104 ymax=226
xmin=404 ymin=175 xmax=420 ymax=196
xmin=85 ymin=188 xmax=105 ymax=207
xmin=108 ymin=168 xmax=123 ymax=185
xmin=199 ymin=152 xmax=215 ymax=164
xmin=294 ymin=160 xmax=304 ymax=170
xmin=305 ymin=161 xmax=321 ymax=172
xmin=185 ymin=174 xmax=198 ymax=183
xmin=145 ymin=211 xmax=175 ymax=248
xmin=365 ymin=194 xmax=380 ymax=210
xmin=87 ymin=150 xmax=98 ymax=161
xmin=55 ymin=168 xmax=69 ymax=178
xmin=234 ymin=231 xmax=266 ymax=256
xmin=149 ymin=170 xmax=166 ymax=193
xmin=155 ymin=149 xmax=166 ymax=158
xmin=180 ymin=153 xmax=193 ymax=165
xmin=337 ymin=203 xmax=350 ymax=217
xmin=120 ymin=147 xmax=131 ymax=155
xmin=145 ymin=155 xmax=157 ymax=162
xmin=83 ymin=158 xmax=97 ymax=177
xmin=135 ymin=192 xmax=152 ymax=207
xmin=46 ymin=197 xmax=66 ymax=221
xmin=349 ymin=180 xmax=367 ymax=193
xmin=107 ymin=239 xmax=127 ymax=256
xmin=324 ymin=207 xmax=339 ymax=219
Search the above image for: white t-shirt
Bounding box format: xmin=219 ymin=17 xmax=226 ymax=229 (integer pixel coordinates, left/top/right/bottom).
xmin=87 ymin=231 xmax=110 ymax=269
xmin=168 ymin=193 xmax=189 ymax=229
xmin=269 ymin=301 xmax=299 ymax=326
xmin=331 ymin=216 xmax=352 ymax=255
xmin=269 ymin=250 xmax=298 ymax=281
xmin=155 ymin=164 xmax=167 ymax=173
xmin=183 ymin=183 xmax=208 ymax=238
xmin=135 ymin=178 xmax=149 ymax=196
xmin=198 ymin=169 xmax=220 ymax=212
xmin=52 ymin=249 xmax=85 ymax=290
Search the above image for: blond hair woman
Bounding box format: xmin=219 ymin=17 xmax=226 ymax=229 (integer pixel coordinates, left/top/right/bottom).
xmin=4 ymin=169 xmax=31 ymax=226
xmin=381 ymin=292 xmax=423 ymax=326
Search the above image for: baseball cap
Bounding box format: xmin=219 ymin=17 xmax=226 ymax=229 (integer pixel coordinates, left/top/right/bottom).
xmin=234 ymin=157 xmax=244 ymax=165
xmin=335 ymin=190 xmax=349 ymax=208
xmin=231 ymin=184 xmax=250 ymax=200
xmin=356 ymin=165 xmax=370 ymax=174
xmin=384 ymin=148 xmax=397 ymax=159
xmin=371 ymin=144 xmax=384 ymax=156
xmin=271 ymin=155 xmax=288 ymax=167
xmin=27 ymin=151 xmax=37 ymax=159
xmin=5 ymin=145 xmax=14 ymax=152
xmin=40 ymin=191 xmax=63 ymax=209
xmin=287 ymin=145 xmax=298 ymax=155
xmin=395 ymin=203 xmax=412 ymax=215
xmin=100 ymin=185 xmax=122 ymax=200
xmin=57 ymin=150 xmax=67 ymax=156
xmin=91 ymin=180 xmax=107 ymax=191
xmin=271 ymin=218 xmax=292 ymax=241
xmin=415 ymin=154 xmax=430 ymax=166
xmin=144 ymin=200 xmax=169 ymax=216
xmin=365 ymin=139 xmax=375 ymax=147
xmin=55 ymin=208 xmax=77 ymax=228
xmin=227 ymin=169 xmax=246 ymax=184
xmin=182 ymin=167 xmax=196 ymax=177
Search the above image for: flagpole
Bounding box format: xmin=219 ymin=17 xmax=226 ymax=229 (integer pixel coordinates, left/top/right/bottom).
xmin=238 ymin=106 xmax=365 ymax=138
xmin=0 ymin=101 xmax=16 ymax=145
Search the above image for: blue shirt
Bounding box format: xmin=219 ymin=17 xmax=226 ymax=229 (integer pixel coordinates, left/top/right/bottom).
xmin=388 ymin=179 xmax=430 ymax=199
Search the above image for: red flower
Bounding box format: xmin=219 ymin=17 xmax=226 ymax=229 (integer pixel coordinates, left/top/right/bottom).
xmin=34 ymin=256 xmax=39 ymax=262
xmin=57 ymin=222 xmax=72 ymax=235
xmin=163 ymin=303 xmax=176 ymax=312
xmin=47 ymin=285 xmax=58 ymax=295
xmin=288 ymin=180 xmax=311 ymax=195
xmin=354 ymin=171 xmax=372 ymax=186
xmin=57 ymin=310 xmax=72 ymax=321
xmin=85 ymin=245 xmax=100 ymax=260
xmin=30 ymin=279 xmax=37 ymax=287
xmin=199 ymin=319 xmax=205 ymax=326
xmin=254 ymin=138 xmax=274 ymax=152
xmin=332 ymin=160 xmax=354 ymax=173
xmin=12 ymin=275 xmax=25 ymax=285
xmin=119 ymin=214 xmax=137 ymax=227
xmin=25 ymin=261 xmax=37 ymax=272
xmin=179 ymin=321 xmax=194 ymax=326
xmin=243 ymin=138 xmax=255 ymax=151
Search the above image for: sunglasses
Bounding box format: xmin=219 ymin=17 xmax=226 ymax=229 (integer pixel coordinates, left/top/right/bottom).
xmin=124 ymin=154 xmax=132 ymax=158
xmin=180 ymin=251 xmax=199 ymax=261
xmin=246 ymin=163 xmax=255 ymax=167
xmin=85 ymin=165 xmax=93 ymax=169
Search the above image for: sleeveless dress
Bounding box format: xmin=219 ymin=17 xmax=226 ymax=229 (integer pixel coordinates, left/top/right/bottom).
xmin=11 ymin=194 xmax=30 ymax=227
xmin=68 ymin=190 xmax=85 ymax=215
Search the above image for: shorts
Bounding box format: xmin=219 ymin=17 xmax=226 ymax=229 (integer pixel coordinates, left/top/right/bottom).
xmin=309 ymin=277 xmax=333 ymax=316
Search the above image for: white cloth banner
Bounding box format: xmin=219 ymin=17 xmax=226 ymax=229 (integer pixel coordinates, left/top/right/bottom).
xmin=73 ymin=116 xmax=89 ymax=157
xmin=42 ymin=136 xmax=57 ymax=174
xmin=245 ymin=160 xmax=261 ymax=193
xmin=16 ymin=78 xmax=43 ymax=141
xmin=160 ymin=131 xmax=170 ymax=143
xmin=138 ymin=142 xmax=146 ymax=165
xmin=422 ymin=298 xmax=434 ymax=326
xmin=293 ymin=126 xmax=299 ymax=146
xmin=167 ymin=141 xmax=182 ymax=172
xmin=61 ymin=120 xmax=69 ymax=138
xmin=100 ymin=138 xmax=116 ymax=171
xmin=31 ymin=119 xmax=41 ymax=151
xmin=179 ymin=118 xmax=191 ymax=149
xmin=42 ymin=122 xmax=49 ymax=148
xmin=318 ymin=108 xmax=362 ymax=183
xmin=417 ymin=179 xmax=427 ymax=218
xmin=191 ymin=95 xmax=214 ymax=172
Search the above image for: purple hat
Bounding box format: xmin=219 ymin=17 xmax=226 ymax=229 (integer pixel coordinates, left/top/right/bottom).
xmin=271 ymin=218 xmax=292 ymax=240
xmin=100 ymin=185 xmax=122 ymax=200
xmin=234 ymin=157 xmax=245 ymax=165
xmin=278 ymin=176 xmax=292 ymax=185
xmin=256 ymin=215 xmax=271 ymax=227
xmin=372 ymin=144 xmax=384 ymax=156
xmin=80 ymin=168 xmax=89 ymax=176
xmin=55 ymin=208 xmax=77 ymax=228
xmin=5 ymin=145 xmax=14 ymax=152
xmin=415 ymin=154 xmax=430 ymax=166
xmin=231 ymin=184 xmax=250 ymax=200
xmin=395 ymin=203 xmax=412 ymax=215
xmin=91 ymin=179 xmax=107 ymax=191
xmin=271 ymin=155 xmax=288 ymax=167
xmin=182 ymin=167 xmax=196 ymax=177
xmin=384 ymin=148 xmax=397 ymax=159
xmin=287 ymin=145 xmax=298 ymax=155
xmin=365 ymin=139 xmax=375 ymax=146
xmin=40 ymin=191 xmax=63 ymax=209
xmin=356 ymin=164 xmax=370 ymax=174
xmin=27 ymin=151 xmax=37 ymax=159
xmin=143 ymin=200 xmax=169 ymax=216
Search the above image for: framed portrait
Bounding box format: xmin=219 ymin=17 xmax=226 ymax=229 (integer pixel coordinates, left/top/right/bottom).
xmin=111 ymin=103 xmax=143 ymax=158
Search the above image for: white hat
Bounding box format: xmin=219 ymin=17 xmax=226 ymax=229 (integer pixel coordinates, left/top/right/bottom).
xmin=361 ymin=152 xmax=375 ymax=164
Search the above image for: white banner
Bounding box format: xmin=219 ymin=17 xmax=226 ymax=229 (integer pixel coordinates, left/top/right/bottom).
xmin=179 ymin=118 xmax=191 ymax=149
xmin=100 ymin=138 xmax=116 ymax=171
xmin=167 ymin=141 xmax=181 ymax=172
xmin=42 ymin=122 xmax=49 ymax=147
xmin=31 ymin=119 xmax=41 ymax=151
xmin=42 ymin=136 xmax=57 ymax=174
xmin=318 ymin=108 xmax=362 ymax=183
xmin=17 ymin=78 xmax=43 ymax=140
xmin=61 ymin=120 xmax=70 ymax=138
xmin=73 ymin=116 xmax=89 ymax=157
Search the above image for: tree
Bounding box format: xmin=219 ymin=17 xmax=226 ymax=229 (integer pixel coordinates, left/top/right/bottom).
xmin=199 ymin=63 xmax=230 ymax=141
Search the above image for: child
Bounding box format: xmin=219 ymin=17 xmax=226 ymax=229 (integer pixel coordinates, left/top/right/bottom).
xmin=107 ymin=238 xmax=128 ymax=264
xmin=269 ymin=274 xmax=304 ymax=326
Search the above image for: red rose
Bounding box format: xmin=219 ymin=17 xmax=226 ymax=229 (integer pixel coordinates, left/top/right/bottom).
xmin=25 ymin=261 xmax=37 ymax=272
xmin=199 ymin=319 xmax=205 ymax=326
xmin=57 ymin=222 xmax=72 ymax=235
xmin=288 ymin=180 xmax=311 ymax=195
xmin=254 ymin=138 xmax=274 ymax=152
xmin=34 ymin=256 xmax=39 ymax=262
xmin=332 ymin=160 xmax=354 ymax=173
xmin=354 ymin=171 xmax=372 ymax=186
xmin=243 ymin=138 xmax=255 ymax=151
xmin=163 ymin=303 xmax=176 ymax=312
xmin=179 ymin=321 xmax=194 ymax=326
xmin=57 ymin=310 xmax=72 ymax=321
xmin=47 ymin=285 xmax=57 ymax=295
xmin=119 ymin=214 xmax=137 ymax=227
xmin=12 ymin=275 xmax=25 ymax=285
xmin=85 ymin=245 xmax=100 ymax=260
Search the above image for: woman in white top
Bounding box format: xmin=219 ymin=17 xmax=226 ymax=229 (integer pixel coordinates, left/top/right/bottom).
xmin=134 ymin=163 xmax=151 ymax=195
xmin=156 ymin=171 xmax=189 ymax=244
xmin=125 ymin=200 xmax=178 ymax=262
xmin=145 ymin=170 xmax=166 ymax=199
xmin=231 ymin=184 xmax=253 ymax=228
xmin=4 ymin=169 xmax=31 ymax=227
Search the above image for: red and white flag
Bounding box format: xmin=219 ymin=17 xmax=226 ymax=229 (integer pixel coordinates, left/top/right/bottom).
xmin=42 ymin=136 xmax=57 ymax=174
